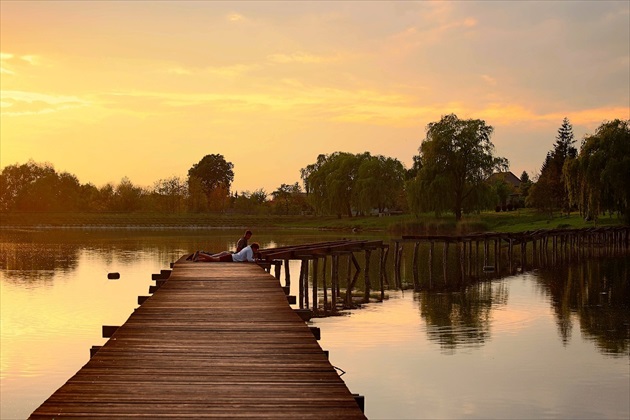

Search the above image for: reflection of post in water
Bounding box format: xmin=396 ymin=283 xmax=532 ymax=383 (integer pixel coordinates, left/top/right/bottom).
xmin=395 ymin=226 xmax=629 ymax=290
xmin=258 ymin=240 xmax=388 ymax=315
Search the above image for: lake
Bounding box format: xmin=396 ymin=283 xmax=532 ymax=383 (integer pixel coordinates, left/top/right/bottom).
xmin=1 ymin=228 xmax=628 ymax=419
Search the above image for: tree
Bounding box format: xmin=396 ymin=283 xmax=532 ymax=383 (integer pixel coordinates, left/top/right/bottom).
xmin=0 ymin=160 xmax=83 ymax=211
xmin=408 ymin=114 xmax=508 ymax=220
xmin=519 ymin=171 xmax=533 ymax=204
xmin=564 ymin=119 xmax=630 ymax=223
xmin=354 ymin=155 xmax=405 ymax=214
xmin=153 ymin=176 xmax=187 ymax=213
xmin=272 ymin=182 xmax=305 ymax=215
xmin=187 ymin=154 xmax=234 ymax=210
xmin=233 ymin=189 xmax=268 ymax=214
xmin=301 ymin=152 xmax=367 ymax=217
xmin=113 ymin=177 xmax=145 ymax=212
xmin=529 ymin=118 xmax=577 ymax=215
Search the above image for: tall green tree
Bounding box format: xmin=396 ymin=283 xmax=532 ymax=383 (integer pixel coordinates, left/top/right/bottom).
xmin=564 ymin=119 xmax=630 ymax=222
xmin=407 ymin=114 xmax=508 ymax=220
xmin=187 ymin=154 xmax=234 ymax=210
xmin=354 ymin=155 xmax=405 ymax=214
xmin=301 ymin=152 xmax=367 ymax=217
xmin=529 ymin=118 xmax=577 ymax=215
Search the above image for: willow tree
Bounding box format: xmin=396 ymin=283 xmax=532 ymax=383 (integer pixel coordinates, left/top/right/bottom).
xmin=564 ymin=119 xmax=630 ymax=222
xmin=353 ymin=155 xmax=405 ymax=214
xmin=301 ymin=152 xmax=366 ymax=217
xmin=408 ymin=114 xmax=508 ymax=220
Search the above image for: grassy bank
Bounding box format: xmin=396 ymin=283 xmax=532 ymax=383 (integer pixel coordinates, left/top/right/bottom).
xmin=0 ymin=210 xmax=625 ymax=234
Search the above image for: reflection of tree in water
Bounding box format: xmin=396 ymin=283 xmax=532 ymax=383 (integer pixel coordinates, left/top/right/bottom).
xmin=0 ymin=240 xmax=80 ymax=282
xmin=535 ymin=257 xmax=629 ymax=356
xmin=416 ymin=280 xmax=508 ymax=353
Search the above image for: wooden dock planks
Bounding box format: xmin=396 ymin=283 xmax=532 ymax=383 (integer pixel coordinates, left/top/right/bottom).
xmin=30 ymin=261 xmax=366 ymax=419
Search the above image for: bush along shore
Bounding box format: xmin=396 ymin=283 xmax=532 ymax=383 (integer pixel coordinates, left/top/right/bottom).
xmin=0 ymin=210 xmax=625 ymax=235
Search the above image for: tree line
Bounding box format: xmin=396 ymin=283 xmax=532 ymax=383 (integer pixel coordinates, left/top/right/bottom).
xmin=1 ymin=115 xmax=628 ymax=223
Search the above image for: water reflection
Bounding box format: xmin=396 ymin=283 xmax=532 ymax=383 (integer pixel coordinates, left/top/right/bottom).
xmin=416 ymin=281 xmax=509 ymax=353
xmin=0 ymin=242 xmax=80 ymax=282
xmin=535 ymin=257 xmax=630 ymax=356
xmin=1 ymin=229 xmax=628 ymax=419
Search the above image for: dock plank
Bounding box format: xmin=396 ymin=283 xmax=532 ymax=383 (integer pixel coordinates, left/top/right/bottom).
xmin=30 ymin=262 xmax=365 ymax=419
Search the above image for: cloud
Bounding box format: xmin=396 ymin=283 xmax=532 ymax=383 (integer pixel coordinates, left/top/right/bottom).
xmin=481 ymin=75 xmax=497 ymax=86
xmin=267 ymin=51 xmax=343 ymax=64
xmin=227 ymin=13 xmax=245 ymax=22
xmin=0 ymin=52 xmax=44 ymax=76
xmin=1 ymin=90 xmax=89 ymax=116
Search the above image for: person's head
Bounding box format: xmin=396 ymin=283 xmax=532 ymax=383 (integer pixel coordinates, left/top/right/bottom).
xmin=245 ymin=230 xmax=253 ymax=239
xmin=250 ymin=242 xmax=260 ymax=251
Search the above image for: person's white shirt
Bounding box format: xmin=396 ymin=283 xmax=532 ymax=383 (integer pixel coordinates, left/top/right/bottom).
xmin=232 ymin=245 xmax=255 ymax=262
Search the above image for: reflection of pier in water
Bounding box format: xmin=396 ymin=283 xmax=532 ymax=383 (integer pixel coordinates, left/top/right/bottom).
xmin=258 ymin=240 xmax=389 ymax=316
xmin=394 ymin=226 xmax=630 ymax=290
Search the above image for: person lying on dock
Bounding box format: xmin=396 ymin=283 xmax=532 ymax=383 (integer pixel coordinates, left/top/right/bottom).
xmin=193 ymin=243 xmax=260 ymax=262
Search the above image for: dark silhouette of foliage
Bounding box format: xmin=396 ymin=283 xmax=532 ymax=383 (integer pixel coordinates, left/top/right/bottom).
xmin=407 ymin=114 xmax=508 ymax=220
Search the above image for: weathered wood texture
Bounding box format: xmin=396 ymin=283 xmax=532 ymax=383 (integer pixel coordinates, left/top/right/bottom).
xmin=30 ymin=261 xmax=365 ymax=419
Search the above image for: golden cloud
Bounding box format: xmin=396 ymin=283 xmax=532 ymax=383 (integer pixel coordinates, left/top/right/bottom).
xmin=1 ymin=90 xmax=89 ymax=116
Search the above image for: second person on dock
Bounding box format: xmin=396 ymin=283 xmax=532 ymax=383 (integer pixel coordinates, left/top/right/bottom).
xmin=193 ymin=243 xmax=260 ymax=263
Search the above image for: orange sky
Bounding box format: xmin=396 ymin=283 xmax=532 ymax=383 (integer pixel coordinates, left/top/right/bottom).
xmin=1 ymin=1 xmax=628 ymax=194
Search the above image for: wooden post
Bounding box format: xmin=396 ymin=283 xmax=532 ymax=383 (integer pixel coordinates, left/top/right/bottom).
xmin=412 ymin=242 xmax=420 ymax=290
xmin=364 ymin=249 xmax=371 ymax=302
xmin=382 ymin=246 xmax=390 ymax=287
xmin=428 ymin=241 xmax=434 ymax=288
xmin=393 ymin=241 xmax=400 ymax=288
xmin=345 ymin=253 xmax=361 ymax=307
xmin=284 ymin=259 xmax=290 ymax=287
xmin=494 ymin=238 xmax=500 ymax=273
xmin=467 ymin=241 xmax=472 ymax=278
xmin=346 ymin=254 xmax=353 ymax=307
xmin=304 ymin=259 xmax=310 ymax=309
xmin=379 ymin=246 xmax=385 ymax=301
xmin=495 ymin=238 xmax=501 ymax=274
xmin=483 ymin=237 xmax=490 ymax=267
xmin=443 ymin=242 xmax=449 ymax=284
xmin=312 ymin=258 xmax=319 ymax=312
xmin=508 ymin=238 xmax=513 ymax=273
xmin=397 ymin=246 xmax=403 ymax=288
xmin=331 ymin=254 xmax=339 ymax=312
xmin=460 ymin=241 xmax=465 ymax=282
xmin=298 ymin=259 xmax=305 ymax=309
xmin=475 ymin=240 xmax=480 ymax=276
xmin=322 ymin=256 xmax=328 ymax=312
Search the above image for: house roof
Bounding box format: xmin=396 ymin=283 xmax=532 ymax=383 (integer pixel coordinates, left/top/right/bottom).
xmin=487 ymin=171 xmax=521 ymax=188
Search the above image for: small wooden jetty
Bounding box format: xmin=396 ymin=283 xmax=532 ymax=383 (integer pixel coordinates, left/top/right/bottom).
xmin=393 ymin=226 xmax=630 ymax=289
xmin=30 ymin=259 xmax=366 ymax=419
xmin=258 ymin=240 xmax=389 ymax=312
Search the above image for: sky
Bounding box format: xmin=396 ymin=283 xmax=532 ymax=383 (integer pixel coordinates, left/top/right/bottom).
xmin=1 ymin=1 xmax=629 ymax=194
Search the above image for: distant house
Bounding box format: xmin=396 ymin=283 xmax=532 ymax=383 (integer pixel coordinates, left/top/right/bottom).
xmin=487 ymin=171 xmax=522 ymax=209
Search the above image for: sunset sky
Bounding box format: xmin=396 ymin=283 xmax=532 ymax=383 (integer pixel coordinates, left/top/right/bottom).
xmin=1 ymin=1 xmax=628 ymax=194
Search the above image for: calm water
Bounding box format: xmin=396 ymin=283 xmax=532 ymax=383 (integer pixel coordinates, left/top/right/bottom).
xmin=1 ymin=229 xmax=628 ymax=419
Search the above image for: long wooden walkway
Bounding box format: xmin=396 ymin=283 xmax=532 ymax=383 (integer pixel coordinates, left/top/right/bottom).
xmin=30 ymin=260 xmax=366 ymax=419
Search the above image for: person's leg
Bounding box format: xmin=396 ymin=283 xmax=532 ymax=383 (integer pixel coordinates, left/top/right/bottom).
xmin=211 ymin=251 xmax=232 ymax=258
xmin=193 ymin=252 xmax=219 ymax=262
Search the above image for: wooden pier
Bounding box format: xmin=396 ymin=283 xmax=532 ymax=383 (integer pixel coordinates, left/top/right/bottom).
xmin=258 ymin=240 xmax=389 ymax=313
xmin=393 ymin=226 xmax=630 ymax=289
xmin=30 ymin=259 xmax=366 ymax=419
